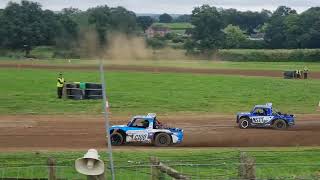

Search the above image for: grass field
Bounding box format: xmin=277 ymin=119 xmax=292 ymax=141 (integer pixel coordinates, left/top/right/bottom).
xmin=0 ymin=147 xmax=320 ymax=179
xmin=0 ymin=68 xmax=319 ymax=115
xmin=152 ymin=22 xmax=193 ymax=30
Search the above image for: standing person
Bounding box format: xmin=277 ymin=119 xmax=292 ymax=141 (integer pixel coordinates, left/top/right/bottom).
xmin=297 ymin=69 xmax=301 ymax=79
xmin=303 ymin=66 xmax=309 ymax=79
xmin=57 ymin=73 xmax=65 ymax=99
xmin=295 ymin=69 xmax=298 ymax=79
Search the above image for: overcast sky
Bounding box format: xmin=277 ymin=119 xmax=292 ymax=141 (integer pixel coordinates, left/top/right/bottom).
xmin=1 ymin=0 xmax=320 ymax=14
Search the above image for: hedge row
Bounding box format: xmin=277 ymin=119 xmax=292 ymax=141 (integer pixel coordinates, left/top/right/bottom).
xmin=217 ymin=49 xmax=320 ymax=62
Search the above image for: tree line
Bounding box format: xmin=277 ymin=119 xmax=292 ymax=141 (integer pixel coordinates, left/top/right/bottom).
xmin=1 ymin=1 xmax=320 ymax=58
xmin=187 ymin=5 xmax=320 ymax=55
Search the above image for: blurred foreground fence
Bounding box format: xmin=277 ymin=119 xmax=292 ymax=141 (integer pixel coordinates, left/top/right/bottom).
xmin=1 ymin=151 xmax=320 ymax=180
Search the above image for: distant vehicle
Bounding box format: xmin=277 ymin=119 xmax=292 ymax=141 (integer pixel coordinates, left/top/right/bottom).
xmin=109 ymin=113 xmax=184 ymax=146
xmin=236 ymin=103 xmax=295 ymax=130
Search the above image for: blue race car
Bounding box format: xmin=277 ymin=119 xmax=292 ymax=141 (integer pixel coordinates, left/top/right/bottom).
xmin=236 ymin=103 xmax=295 ymax=129
xmin=109 ymin=113 xmax=183 ymax=146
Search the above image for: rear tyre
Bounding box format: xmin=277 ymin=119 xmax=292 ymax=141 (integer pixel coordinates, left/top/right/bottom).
xmin=239 ymin=118 xmax=250 ymax=129
xmin=110 ymin=132 xmax=124 ymax=145
xmin=154 ymin=133 xmax=171 ymax=147
xmin=273 ymin=119 xmax=288 ymax=130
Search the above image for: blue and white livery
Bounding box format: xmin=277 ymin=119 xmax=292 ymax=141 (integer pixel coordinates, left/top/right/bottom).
xmin=109 ymin=113 xmax=184 ymax=146
xmin=236 ymin=103 xmax=295 ymax=129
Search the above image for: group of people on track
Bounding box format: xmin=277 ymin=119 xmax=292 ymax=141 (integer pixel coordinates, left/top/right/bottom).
xmin=295 ymin=66 xmax=309 ymax=79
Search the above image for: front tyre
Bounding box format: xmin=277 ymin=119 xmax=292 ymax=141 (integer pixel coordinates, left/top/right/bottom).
xmin=110 ymin=132 xmax=124 ymax=145
xmin=154 ymin=133 xmax=171 ymax=147
xmin=273 ymin=119 xmax=288 ymax=130
xmin=239 ymin=118 xmax=250 ymax=129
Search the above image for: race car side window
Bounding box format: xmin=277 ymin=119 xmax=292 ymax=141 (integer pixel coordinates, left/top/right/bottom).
xmin=130 ymin=118 xmax=149 ymax=128
xmin=253 ymin=108 xmax=267 ymax=116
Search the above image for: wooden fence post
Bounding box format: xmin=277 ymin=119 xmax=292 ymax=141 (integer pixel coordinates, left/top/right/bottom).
xmin=239 ymin=152 xmax=256 ymax=180
xmin=150 ymin=156 xmax=189 ymax=180
xmin=47 ymin=157 xmax=56 ymax=180
xmin=150 ymin=156 xmax=163 ymax=180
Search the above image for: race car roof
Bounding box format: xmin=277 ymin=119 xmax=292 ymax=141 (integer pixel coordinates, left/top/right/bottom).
xmin=132 ymin=113 xmax=156 ymax=119
xmin=254 ymin=103 xmax=273 ymax=109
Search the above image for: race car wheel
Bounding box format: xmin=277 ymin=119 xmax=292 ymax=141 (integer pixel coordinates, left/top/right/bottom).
xmin=273 ymin=119 xmax=288 ymax=130
xmin=110 ymin=132 xmax=124 ymax=145
xmin=239 ymin=118 xmax=250 ymax=129
xmin=154 ymin=133 xmax=171 ymax=147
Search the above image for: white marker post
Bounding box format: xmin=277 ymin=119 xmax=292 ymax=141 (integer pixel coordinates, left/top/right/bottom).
xmin=99 ymin=59 xmax=115 ymax=180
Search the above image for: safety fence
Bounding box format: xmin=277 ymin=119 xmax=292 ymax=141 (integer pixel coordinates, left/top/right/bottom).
xmin=1 ymin=150 xmax=320 ymax=179
xmin=0 ymin=162 xmax=320 ymax=180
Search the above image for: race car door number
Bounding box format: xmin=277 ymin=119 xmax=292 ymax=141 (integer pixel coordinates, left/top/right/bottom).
xmin=133 ymin=133 xmax=148 ymax=141
xmin=252 ymin=117 xmax=264 ymax=123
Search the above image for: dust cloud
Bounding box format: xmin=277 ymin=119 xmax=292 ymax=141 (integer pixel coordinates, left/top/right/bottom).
xmin=77 ymin=30 xmax=191 ymax=61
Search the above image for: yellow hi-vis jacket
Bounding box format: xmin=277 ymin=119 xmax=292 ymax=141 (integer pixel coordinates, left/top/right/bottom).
xmin=57 ymin=77 xmax=65 ymax=87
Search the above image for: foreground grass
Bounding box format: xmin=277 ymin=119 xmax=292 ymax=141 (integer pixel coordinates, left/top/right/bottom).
xmin=0 ymin=148 xmax=320 ymax=179
xmin=0 ymin=68 xmax=319 ymax=115
xmin=1 ymin=58 xmax=320 ymax=72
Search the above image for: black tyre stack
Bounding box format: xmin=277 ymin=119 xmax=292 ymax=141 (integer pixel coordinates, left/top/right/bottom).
xmin=283 ymin=71 xmax=295 ymax=79
xmin=85 ymin=83 xmax=103 ymax=99
xmin=65 ymin=82 xmax=103 ymax=100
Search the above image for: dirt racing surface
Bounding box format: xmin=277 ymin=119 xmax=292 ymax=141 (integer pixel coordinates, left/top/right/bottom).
xmin=0 ymin=114 xmax=320 ymax=151
xmin=1 ymin=63 xmax=320 ymax=79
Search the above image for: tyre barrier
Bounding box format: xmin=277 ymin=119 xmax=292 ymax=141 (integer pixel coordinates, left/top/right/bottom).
xmin=65 ymin=82 xmax=102 ymax=100
xmin=86 ymin=83 xmax=102 ymax=89
xmin=283 ymin=71 xmax=295 ymax=79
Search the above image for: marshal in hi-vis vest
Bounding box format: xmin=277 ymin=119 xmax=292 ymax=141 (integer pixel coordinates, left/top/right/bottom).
xmin=57 ymin=77 xmax=65 ymax=87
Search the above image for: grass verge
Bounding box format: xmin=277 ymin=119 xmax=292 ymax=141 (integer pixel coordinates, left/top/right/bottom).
xmin=0 ymin=69 xmax=319 ymax=114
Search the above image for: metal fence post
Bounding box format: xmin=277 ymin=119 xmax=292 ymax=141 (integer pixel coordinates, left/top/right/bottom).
xmin=47 ymin=157 xmax=56 ymax=180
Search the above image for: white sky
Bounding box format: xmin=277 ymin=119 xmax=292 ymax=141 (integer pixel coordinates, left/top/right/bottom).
xmin=1 ymin=0 xmax=320 ymax=13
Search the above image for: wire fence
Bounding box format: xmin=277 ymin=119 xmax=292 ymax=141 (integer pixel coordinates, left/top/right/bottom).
xmin=1 ymin=150 xmax=320 ymax=179
xmin=0 ymin=162 xmax=319 ymax=179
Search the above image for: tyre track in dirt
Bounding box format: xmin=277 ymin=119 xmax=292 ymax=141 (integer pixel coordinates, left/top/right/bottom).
xmin=1 ymin=63 xmax=320 ymax=79
xmin=0 ymin=114 xmax=319 ymax=151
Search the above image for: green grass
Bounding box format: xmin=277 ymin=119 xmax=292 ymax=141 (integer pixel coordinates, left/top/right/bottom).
xmin=152 ymin=22 xmax=193 ymax=30
xmin=0 ymin=148 xmax=320 ymax=179
xmin=0 ymin=68 xmax=319 ymax=115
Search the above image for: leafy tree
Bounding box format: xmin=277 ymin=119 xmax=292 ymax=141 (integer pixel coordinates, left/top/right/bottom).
xmin=159 ymin=13 xmax=173 ymax=23
xmin=284 ymin=14 xmax=303 ymax=48
xmin=137 ymin=16 xmax=154 ymax=32
xmin=146 ymin=36 xmax=166 ymax=53
xmin=62 ymin=7 xmax=81 ymax=16
xmin=223 ymin=24 xmax=247 ymax=48
xmin=273 ymin=6 xmax=297 ymax=17
xmin=264 ymin=6 xmax=296 ymax=48
xmin=55 ymin=13 xmax=79 ymax=48
xmin=0 ymin=1 xmax=60 ymax=50
xmin=190 ymin=5 xmax=224 ymax=54
xmin=88 ymin=6 xmax=137 ymax=44
xmin=0 ymin=0 xmax=78 ymax=53
xmin=88 ymin=5 xmax=111 ymax=44
xmin=299 ymin=7 xmax=320 ymax=48
xmin=109 ymin=7 xmax=137 ymax=34
xmin=221 ymin=9 xmax=271 ymax=34
xmin=0 ymin=9 xmax=4 ymax=47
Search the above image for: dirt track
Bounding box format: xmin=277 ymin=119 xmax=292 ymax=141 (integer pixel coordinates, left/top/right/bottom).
xmin=0 ymin=114 xmax=320 ymax=151
xmin=1 ymin=63 xmax=320 ymax=79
